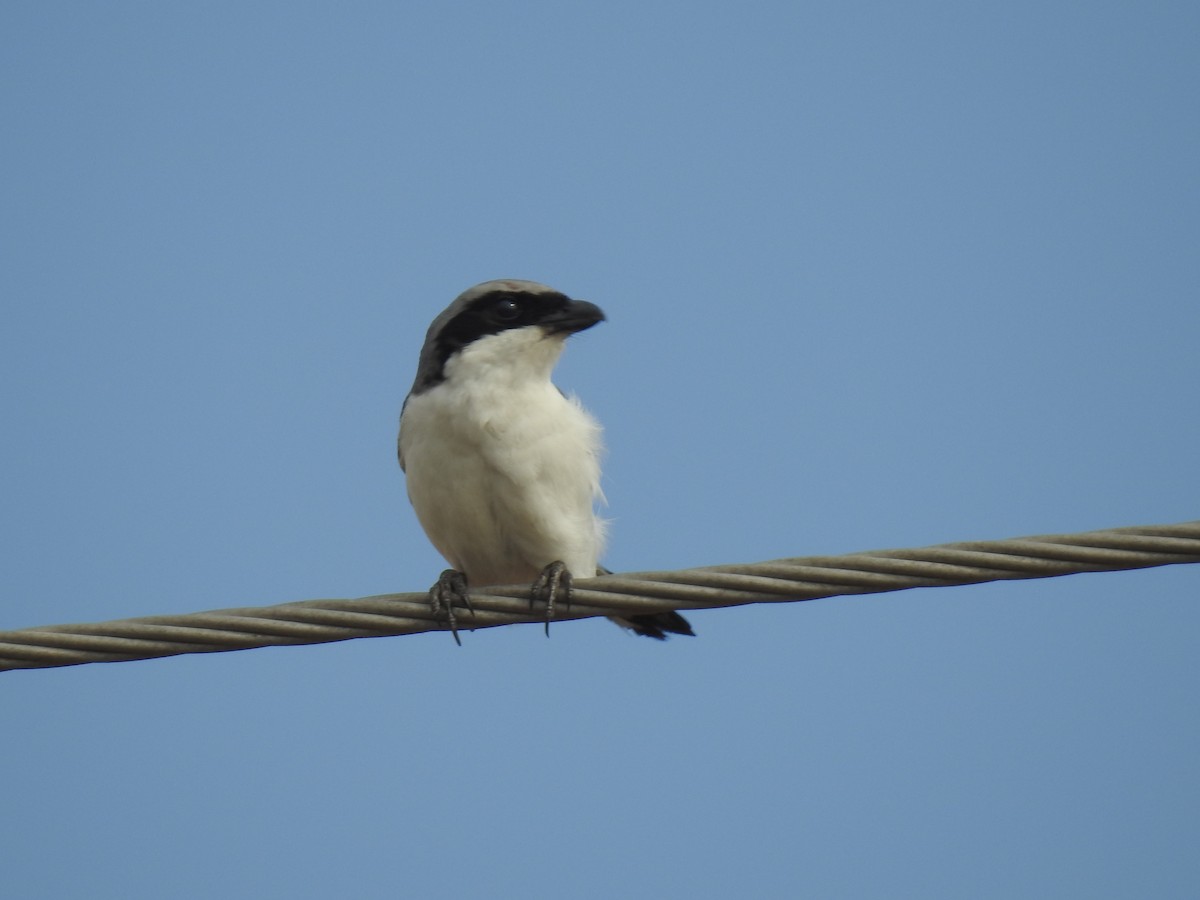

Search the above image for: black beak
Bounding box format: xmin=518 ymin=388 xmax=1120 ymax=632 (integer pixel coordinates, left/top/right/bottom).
xmin=543 ymin=299 xmax=606 ymax=336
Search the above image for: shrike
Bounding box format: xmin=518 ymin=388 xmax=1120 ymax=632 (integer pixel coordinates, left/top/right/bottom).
xmin=398 ymin=279 xmax=694 ymax=644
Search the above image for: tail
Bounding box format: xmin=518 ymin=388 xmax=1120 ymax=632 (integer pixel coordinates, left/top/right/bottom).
xmin=609 ymin=611 xmax=696 ymax=640
xmin=595 ymin=566 xmax=695 ymax=640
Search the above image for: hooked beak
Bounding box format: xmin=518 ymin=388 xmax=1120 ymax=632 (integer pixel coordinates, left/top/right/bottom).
xmin=541 ymin=299 xmax=606 ymax=336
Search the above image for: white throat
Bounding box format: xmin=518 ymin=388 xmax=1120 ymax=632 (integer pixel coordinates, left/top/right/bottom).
xmin=442 ymin=326 xmax=567 ymax=391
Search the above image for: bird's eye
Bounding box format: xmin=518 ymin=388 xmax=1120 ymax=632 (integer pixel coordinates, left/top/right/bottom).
xmin=494 ymin=298 xmax=521 ymax=320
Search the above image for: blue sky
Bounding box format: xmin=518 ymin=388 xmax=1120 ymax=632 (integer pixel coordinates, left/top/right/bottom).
xmin=2 ymin=2 xmax=1198 ymax=897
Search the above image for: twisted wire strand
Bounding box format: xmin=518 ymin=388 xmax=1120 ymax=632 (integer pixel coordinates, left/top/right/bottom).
xmin=2 ymin=519 xmax=1196 ymax=672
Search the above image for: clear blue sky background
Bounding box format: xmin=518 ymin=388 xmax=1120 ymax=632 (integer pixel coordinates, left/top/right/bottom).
xmin=3 ymin=3 xmax=1198 ymax=898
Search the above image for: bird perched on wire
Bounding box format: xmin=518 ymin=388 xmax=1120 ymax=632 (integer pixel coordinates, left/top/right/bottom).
xmin=398 ymin=279 xmax=695 ymax=644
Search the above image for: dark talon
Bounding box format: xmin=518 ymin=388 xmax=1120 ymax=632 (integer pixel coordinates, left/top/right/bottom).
xmin=429 ymin=569 xmax=473 ymax=646
xmin=531 ymin=561 xmax=572 ymax=637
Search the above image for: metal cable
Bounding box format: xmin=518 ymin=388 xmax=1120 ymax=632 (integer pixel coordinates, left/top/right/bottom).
xmin=2 ymin=519 xmax=1196 ymax=671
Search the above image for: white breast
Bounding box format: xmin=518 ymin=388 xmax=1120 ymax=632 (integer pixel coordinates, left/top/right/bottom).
xmin=399 ymin=328 xmax=606 ymax=587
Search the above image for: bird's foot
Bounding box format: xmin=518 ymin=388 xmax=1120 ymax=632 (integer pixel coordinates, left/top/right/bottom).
xmin=429 ymin=569 xmax=474 ymax=646
xmin=531 ymin=561 xmax=572 ymax=638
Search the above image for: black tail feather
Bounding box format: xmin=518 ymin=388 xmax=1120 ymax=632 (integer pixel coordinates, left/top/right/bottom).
xmin=610 ymin=611 xmax=696 ymax=640
xmin=595 ymin=567 xmax=695 ymax=640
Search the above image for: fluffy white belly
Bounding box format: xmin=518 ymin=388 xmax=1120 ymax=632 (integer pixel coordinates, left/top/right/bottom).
xmin=400 ymin=381 xmax=605 ymax=587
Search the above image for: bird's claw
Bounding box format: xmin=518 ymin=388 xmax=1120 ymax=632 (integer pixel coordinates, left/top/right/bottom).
xmin=429 ymin=568 xmax=473 ymax=646
xmin=531 ymin=561 xmax=572 ymax=637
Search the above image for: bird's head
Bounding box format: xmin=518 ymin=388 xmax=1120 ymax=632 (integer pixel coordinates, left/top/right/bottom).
xmin=410 ymin=280 xmax=605 ymax=394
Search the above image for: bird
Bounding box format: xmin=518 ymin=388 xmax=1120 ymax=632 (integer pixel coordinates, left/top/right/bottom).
xmin=397 ymin=279 xmax=695 ymax=644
